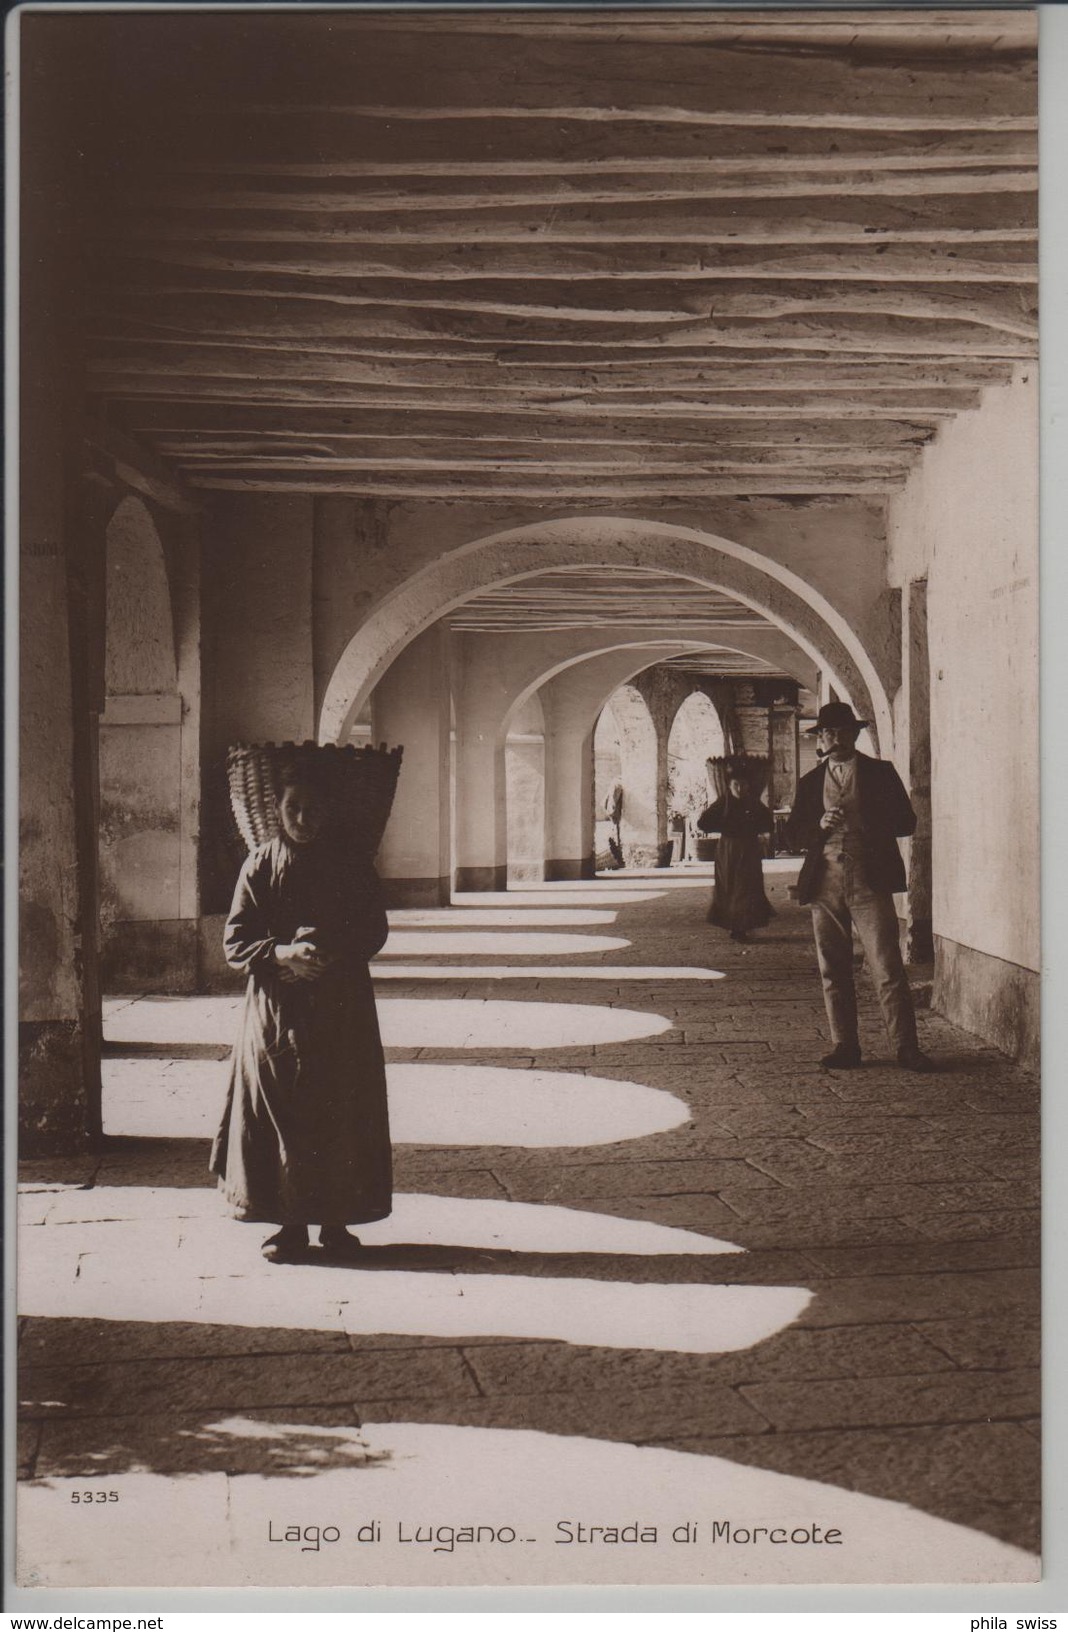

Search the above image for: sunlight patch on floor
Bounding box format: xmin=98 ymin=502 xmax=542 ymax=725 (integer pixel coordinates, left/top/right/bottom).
xmin=389 ymin=908 xmax=619 ymax=927
xmin=19 ymin=1191 xmax=784 ymax=1352
xmin=452 ymin=889 xmax=666 ymax=908
xmin=102 ymin=996 xmax=675 ymax=1050
xmin=18 ymin=1422 xmax=1037 ymax=1588
xmin=22 ymin=1214 xmax=805 ymax=1351
xmin=380 ymin=999 xmax=675 ymax=1048
xmin=373 ymin=966 xmax=724 ymax=983
xmin=379 ymin=931 xmax=630 ymax=956
xmin=21 ymin=1187 xmax=741 ymax=1255
xmin=100 ymin=1058 xmax=692 ymax=1147
xmin=386 ymin=1064 xmax=690 ymax=1146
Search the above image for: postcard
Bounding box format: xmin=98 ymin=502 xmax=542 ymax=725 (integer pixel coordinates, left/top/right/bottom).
xmin=8 ymin=1 xmax=1053 ymax=1607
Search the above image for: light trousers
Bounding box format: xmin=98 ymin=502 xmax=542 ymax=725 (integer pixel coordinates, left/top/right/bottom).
xmin=811 ymin=851 xmax=918 ymax=1052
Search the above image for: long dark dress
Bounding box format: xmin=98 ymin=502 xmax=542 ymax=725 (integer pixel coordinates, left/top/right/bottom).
xmin=697 ymin=795 xmax=775 ymax=934
xmin=209 ymin=836 xmax=392 ymax=1226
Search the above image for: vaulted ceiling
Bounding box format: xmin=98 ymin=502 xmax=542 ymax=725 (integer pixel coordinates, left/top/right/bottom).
xmin=54 ymin=7 xmax=1035 ymax=507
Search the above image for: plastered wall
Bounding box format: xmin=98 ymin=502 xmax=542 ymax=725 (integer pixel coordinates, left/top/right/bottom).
xmin=887 ymin=368 xmax=1039 ymax=1033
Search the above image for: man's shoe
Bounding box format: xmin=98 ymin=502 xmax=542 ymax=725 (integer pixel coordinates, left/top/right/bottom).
xmin=820 ymin=1044 xmax=863 ymax=1069
xmin=897 ymin=1045 xmax=937 ymax=1073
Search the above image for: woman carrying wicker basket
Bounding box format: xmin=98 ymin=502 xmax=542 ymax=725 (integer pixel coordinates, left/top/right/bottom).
xmin=697 ymin=765 xmax=775 ymax=944
xmin=210 ymin=752 xmax=395 ymax=1263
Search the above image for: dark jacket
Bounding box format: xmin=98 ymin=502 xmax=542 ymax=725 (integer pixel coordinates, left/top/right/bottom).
xmin=784 ymin=752 xmax=917 ymax=905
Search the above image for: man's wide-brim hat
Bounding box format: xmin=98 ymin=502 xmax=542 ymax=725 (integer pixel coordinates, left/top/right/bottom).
xmin=804 ymin=701 xmax=870 ymax=736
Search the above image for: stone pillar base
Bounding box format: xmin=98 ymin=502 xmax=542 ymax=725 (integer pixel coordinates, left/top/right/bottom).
xmin=455 ymin=864 xmax=508 ymax=893
xmin=545 ymin=856 xmax=596 ymax=881
xmin=19 ymin=1022 xmax=99 ymax=1154
xmin=102 ymin=920 xmax=199 ymax=993
xmin=933 ymin=934 xmax=1039 ymax=1067
xmin=381 ymin=875 xmax=452 ymax=908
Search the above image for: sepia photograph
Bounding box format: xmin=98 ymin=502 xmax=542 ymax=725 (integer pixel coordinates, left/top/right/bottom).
xmin=10 ymin=1 xmax=1044 ymax=1598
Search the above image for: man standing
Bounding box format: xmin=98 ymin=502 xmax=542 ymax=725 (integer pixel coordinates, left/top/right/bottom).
xmin=785 ymin=701 xmax=934 ymax=1072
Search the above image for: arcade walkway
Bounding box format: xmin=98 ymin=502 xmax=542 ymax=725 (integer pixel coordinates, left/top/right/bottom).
xmin=17 ymin=872 xmax=1040 ymax=1589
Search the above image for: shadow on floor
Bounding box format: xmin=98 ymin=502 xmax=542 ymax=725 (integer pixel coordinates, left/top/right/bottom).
xmin=18 ymin=1314 xmax=1039 ymax=1553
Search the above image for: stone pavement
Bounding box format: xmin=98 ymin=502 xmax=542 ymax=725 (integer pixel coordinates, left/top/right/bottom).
xmin=17 ymin=868 xmax=1041 ymax=1585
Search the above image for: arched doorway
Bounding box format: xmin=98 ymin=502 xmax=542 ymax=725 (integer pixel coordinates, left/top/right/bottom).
xmin=667 ymin=691 xmax=727 ymax=860
xmin=98 ymin=497 xmax=187 ymax=988
xmin=597 ymin=685 xmax=658 ymax=868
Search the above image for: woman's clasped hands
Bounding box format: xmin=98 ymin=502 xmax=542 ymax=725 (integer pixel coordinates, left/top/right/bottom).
xmin=274 ymin=937 xmax=338 ymax=982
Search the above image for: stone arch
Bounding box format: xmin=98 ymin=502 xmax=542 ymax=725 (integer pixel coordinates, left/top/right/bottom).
xmin=105 ymin=496 xmax=177 ymax=696
xmin=99 ymin=497 xmax=185 ymax=986
xmin=319 ymin=517 xmax=890 ymax=753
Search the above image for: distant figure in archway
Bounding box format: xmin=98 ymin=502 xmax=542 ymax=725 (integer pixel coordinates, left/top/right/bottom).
xmin=605 ymin=782 xmax=625 ymax=868
xmin=785 ymin=702 xmax=935 ymax=1074
xmin=697 ymin=768 xmax=774 ymax=944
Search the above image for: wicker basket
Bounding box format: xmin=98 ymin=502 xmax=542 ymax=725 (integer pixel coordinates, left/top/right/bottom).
xmin=227 ymin=741 xmax=403 ymax=855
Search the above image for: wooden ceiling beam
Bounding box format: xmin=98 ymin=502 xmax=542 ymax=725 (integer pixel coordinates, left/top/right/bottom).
xmin=83 ymin=23 xmax=1032 ymax=126
xmin=87 ymin=340 xmax=1017 ymax=389
xmin=88 ymin=317 xmax=1034 ymax=369
xmin=185 ymin=473 xmax=908 ymax=496
xmin=94 ymin=242 xmax=1038 ymax=285
xmin=89 ymin=379 xmax=984 ymax=415
xmin=156 ymin=125 xmax=1037 ymax=179
xmin=132 ymin=167 xmax=1036 ymax=215
xmin=149 ymin=433 xmax=935 ymax=464
xmin=107 ymin=188 xmax=1036 ymax=245
xmin=123 ymin=407 xmax=939 ymax=448
xmin=90 ymin=281 xmax=1037 ymax=336
xmin=172 ymin=450 xmax=916 ymax=477
xmin=366 ymin=12 xmax=1035 ymax=47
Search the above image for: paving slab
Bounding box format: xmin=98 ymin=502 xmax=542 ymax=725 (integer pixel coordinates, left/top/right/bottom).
xmin=19 ymin=1315 xmax=353 ymax=1364
xmin=738 ymin=1369 xmax=1039 ymax=1433
xmin=660 ymin=1423 xmax=1040 ymax=1552
xmin=34 ymin=1405 xmax=369 ymax=1479
xmin=902 ymin=1209 xmax=1041 ymax=1244
xmin=498 ymin=1157 xmax=785 ymax=1203
xmin=794 ymin=1269 xmax=1041 ymax=1328
xmin=19 ymin=879 xmax=1041 ymax=1572
xmin=912 ymin=1313 xmax=1041 ymax=1370
xmin=20 ymin=1347 xmax=478 ymax=1419
xmin=801 ymin=1239 xmax=1039 ymax=1278
xmin=463 ymin=1322 xmax=958 ymax=1398
xmin=350 ymin=1384 xmax=773 ymax=1441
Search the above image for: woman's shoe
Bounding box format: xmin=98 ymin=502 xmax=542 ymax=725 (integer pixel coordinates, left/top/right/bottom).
xmin=261 ymin=1226 xmax=310 ymax=1263
xmin=318 ymin=1226 xmax=364 ymax=1260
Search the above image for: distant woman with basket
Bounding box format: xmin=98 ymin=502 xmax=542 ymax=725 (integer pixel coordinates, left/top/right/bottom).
xmin=210 ymin=745 xmax=400 ymax=1263
xmin=697 ymin=760 xmax=775 ymax=943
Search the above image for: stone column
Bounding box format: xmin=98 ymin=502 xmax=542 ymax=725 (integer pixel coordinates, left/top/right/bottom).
xmin=541 ymin=677 xmax=596 ymax=881
xmin=905 ymin=578 xmax=934 ymax=962
xmin=770 ymin=704 xmax=800 ymax=813
xmin=19 ymin=45 xmax=104 ymax=1151
xmin=372 ymin=625 xmax=453 ymax=906
xmin=452 ymin=638 xmax=508 ymax=892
